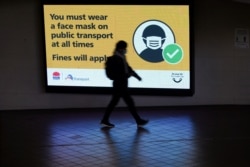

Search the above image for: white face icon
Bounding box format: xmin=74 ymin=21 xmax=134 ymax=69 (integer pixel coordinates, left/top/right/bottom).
xmin=143 ymin=36 xmax=164 ymax=50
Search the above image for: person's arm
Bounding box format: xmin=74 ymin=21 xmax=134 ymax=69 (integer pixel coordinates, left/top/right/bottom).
xmin=128 ymin=66 xmax=142 ymax=81
xmin=132 ymin=71 xmax=142 ymax=81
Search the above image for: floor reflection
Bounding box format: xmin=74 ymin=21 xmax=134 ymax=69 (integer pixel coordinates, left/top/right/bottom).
xmin=47 ymin=114 xmax=196 ymax=167
xmin=3 ymin=106 xmax=249 ymax=167
xmin=101 ymin=127 xmax=150 ymax=167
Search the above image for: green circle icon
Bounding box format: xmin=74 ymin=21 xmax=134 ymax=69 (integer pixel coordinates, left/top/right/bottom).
xmin=163 ymin=44 xmax=183 ymax=64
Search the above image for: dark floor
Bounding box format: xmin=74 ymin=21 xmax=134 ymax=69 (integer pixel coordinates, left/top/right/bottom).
xmin=1 ymin=105 xmax=250 ymax=167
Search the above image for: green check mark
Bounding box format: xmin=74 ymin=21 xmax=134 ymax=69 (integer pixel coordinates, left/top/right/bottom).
xmin=163 ymin=43 xmax=183 ymax=64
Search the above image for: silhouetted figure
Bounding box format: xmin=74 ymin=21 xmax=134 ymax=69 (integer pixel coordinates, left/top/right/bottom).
xmin=100 ymin=40 xmax=149 ymax=128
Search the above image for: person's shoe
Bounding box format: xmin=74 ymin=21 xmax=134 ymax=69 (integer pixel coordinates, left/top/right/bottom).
xmin=137 ymin=119 xmax=149 ymax=127
xmin=100 ymin=121 xmax=115 ymax=128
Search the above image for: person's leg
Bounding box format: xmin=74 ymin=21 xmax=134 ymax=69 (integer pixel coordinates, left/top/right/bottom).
xmin=122 ymin=93 xmax=142 ymax=123
xmin=122 ymin=91 xmax=149 ymax=126
xmin=101 ymin=93 xmax=120 ymax=123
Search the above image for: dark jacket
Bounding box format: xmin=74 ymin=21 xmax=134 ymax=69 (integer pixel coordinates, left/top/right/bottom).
xmin=110 ymin=54 xmax=134 ymax=81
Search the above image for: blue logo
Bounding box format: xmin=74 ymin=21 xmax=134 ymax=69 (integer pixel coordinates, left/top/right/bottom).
xmin=65 ymin=74 xmax=73 ymax=80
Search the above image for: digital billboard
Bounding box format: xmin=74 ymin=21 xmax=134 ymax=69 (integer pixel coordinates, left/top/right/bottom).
xmin=42 ymin=0 xmax=194 ymax=95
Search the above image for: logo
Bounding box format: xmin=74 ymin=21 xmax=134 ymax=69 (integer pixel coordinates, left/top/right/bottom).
xmin=171 ymin=72 xmax=184 ymax=83
xmin=65 ymin=74 xmax=73 ymax=80
xmin=64 ymin=74 xmax=89 ymax=81
xmin=52 ymin=71 xmax=60 ymax=80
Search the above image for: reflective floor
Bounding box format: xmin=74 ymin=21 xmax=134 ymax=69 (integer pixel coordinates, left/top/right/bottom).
xmin=1 ymin=105 xmax=250 ymax=167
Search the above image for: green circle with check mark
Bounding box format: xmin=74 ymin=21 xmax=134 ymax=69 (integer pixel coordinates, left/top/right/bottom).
xmin=163 ymin=43 xmax=183 ymax=64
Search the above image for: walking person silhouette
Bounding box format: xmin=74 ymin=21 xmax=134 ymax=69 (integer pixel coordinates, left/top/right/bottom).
xmin=100 ymin=40 xmax=149 ymax=128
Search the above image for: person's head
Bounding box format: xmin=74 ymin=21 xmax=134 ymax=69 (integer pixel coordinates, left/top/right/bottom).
xmin=142 ymin=25 xmax=166 ymax=50
xmin=115 ymin=40 xmax=127 ymax=55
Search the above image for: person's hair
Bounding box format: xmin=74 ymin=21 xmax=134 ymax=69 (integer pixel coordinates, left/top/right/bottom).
xmin=115 ymin=40 xmax=127 ymax=50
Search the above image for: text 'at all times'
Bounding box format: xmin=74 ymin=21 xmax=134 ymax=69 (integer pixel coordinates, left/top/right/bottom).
xmin=52 ymin=40 xmax=94 ymax=48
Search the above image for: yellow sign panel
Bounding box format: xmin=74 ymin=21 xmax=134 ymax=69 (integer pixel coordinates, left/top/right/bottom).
xmin=44 ymin=5 xmax=189 ymax=70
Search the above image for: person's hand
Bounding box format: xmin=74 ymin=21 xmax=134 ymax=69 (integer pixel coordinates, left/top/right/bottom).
xmin=131 ymin=71 xmax=142 ymax=81
xmin=137 ymin=76 xmax=142 ymax=81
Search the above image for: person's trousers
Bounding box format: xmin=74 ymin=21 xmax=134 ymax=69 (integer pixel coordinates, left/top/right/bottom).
xmin=102 ymin=91 xmax=141 ymax=123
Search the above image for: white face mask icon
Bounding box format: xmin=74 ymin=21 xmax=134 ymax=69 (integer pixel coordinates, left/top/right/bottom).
xmin=144 ymin=36 xmax=164 ymax=50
